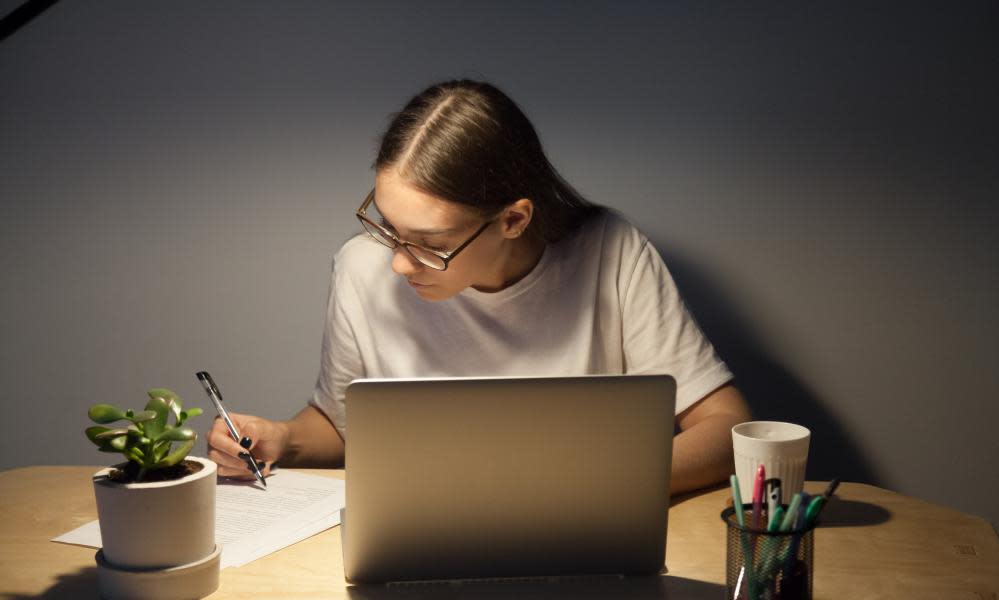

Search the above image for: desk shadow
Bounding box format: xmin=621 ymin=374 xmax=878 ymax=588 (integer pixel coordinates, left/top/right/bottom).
xmin=653 ymin=242 xmax=879 ymax=486
xmin=816 ymin=498 xmax=892 ymax=528
xmin=7 ymin=566 xmax=99 ymax=599
xmin=347 ymin=575 xmax=724 ymax=600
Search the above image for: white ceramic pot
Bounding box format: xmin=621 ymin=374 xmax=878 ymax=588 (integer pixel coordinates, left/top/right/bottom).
xmin=93 ymin=456 xmax=217 ymax=569
xmin=95 ymin=543 xmax=222 ymax=600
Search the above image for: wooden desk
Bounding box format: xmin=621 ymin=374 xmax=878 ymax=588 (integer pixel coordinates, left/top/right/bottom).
xmin=1 ymin=467 xmax=997 ymax=599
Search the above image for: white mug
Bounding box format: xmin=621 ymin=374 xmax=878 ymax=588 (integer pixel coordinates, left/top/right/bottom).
xmin=732 ymin=421 xmax=810 ymax=503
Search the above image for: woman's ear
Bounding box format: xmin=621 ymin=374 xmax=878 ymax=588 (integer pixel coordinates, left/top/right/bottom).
xmin=498 ymin=199 xmax=534 ymax=239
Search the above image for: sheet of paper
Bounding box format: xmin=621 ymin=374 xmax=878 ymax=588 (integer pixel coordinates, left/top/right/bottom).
xmin=52 ymin=469 xmax=345 ymax=569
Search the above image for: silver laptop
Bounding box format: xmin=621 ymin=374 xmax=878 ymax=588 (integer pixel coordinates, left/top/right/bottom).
xmin=341 ymin=374 xmax=676 ymax=584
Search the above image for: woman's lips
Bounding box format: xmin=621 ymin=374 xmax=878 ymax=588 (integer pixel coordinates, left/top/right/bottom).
xmin=408 ymin=279 xmax=430 ymax=288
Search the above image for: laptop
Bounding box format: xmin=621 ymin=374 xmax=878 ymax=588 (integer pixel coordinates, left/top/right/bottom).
xmin=341 ymin=374 xmax=676 ymax=584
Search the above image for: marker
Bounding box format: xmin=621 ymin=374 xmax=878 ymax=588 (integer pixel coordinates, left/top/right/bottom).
xmin=781 ymin=493 xmax=812 ymax=577
xmin=729 ymin=474 xmax=756 ymax=600
xmin=768 ymin=505 xmax=785 ymax=532
xmin=804 ymin=495 xmax=826 ymax=527
xmin=793 ymin=493 xmax=810 ymax=529
xmin=196 ymin=371 xmax=267 ymax=488
xmin=780 ymin=493 xmax=804 ymax=532
xmin=751 ymin=464 xmax=766 ymax=530
xmin=730 ymin=474 xmax=746 ymax=527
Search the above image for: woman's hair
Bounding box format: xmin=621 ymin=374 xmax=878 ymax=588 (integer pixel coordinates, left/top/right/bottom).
xmin=375 ymin=79 xmax=602 ymax=244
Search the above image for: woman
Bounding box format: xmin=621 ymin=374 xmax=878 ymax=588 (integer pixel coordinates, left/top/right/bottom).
xmin=207 ymin=79 xmax=751 ymax=494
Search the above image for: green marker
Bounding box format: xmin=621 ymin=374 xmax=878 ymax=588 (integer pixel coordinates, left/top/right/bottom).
xmin=730 ymin=474 xmax=746 ymax=526
xmin=804 ymin=495 xmax=826 ymax=527
xmin=780 ymin=493 xmax=804 ymax=532
xmin=729 ymin=474 xmax=756 ymax=599
xmin=768 ymin=505 xmax=785 ymax=532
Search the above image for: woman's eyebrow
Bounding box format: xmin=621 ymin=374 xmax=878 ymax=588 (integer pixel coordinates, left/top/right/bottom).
xmin=408 ymin=226 xmax=460 ymax=235
xmin=374 ymin=201 xmax=461 ymax=236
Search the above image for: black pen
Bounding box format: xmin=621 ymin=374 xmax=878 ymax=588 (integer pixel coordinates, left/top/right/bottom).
xmin=196 ymin=371 xmax=267 ymax=488
xmin=822 ymin=478 xmax=840 ymax=500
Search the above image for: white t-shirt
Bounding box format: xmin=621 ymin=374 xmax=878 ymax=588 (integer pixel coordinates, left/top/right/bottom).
xmin=310 ymin=210 xmax=733 ymax=436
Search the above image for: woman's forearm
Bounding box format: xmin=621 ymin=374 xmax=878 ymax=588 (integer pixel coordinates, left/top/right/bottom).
xmin=278 ymin=405 xmax=346 ymax=468
xmin=670 ymin=385 xmax=751 ymax=495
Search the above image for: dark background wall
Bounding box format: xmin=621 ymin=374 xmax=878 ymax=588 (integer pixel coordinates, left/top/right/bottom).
xmin=2 ymin=2 xmax=997 ymax=525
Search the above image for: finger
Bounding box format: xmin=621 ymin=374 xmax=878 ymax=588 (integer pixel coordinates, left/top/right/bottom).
xmin=205 ymin=417 xmax=245 ymax=458
xmin=240 ymin=420 xmax=262 ymax=451
xmin=208 ymin=448 xmax=253 ymax=478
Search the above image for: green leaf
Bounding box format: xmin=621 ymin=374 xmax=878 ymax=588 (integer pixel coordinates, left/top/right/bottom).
xmin=109 ymin=435 xmax=127 ymax=451
xmin=148 ymin=388 xmax=183 ymax=422
xmin=125 ymin=447 xmax=145 ymax=463
xmin=152 ymin=440 xmax=194 ymax=468
xmin=168 ymin=399 xmax=183 ymax=423
xmin=180 ymin=407 xmax=203 ymax=424
xmin=86 ymin=426 xmax=121 ymax=452
xmin=153 ymin=441 xmax=170 ymax=462
xmin=130 ymin=410 xmax=157 ymax=423
xmin=88 ymin=404 xmax=126 ymax=424
xmin=85 ymin=426 xmax=110 ymax=444
xmin=148 ymin=388 xmax=180 ymax=404
xmin=156 ymin=427 xmax=196 ymax=443
xmin=143 ymin=396 xmax=170 ymax=439
xmin=94 ymin=428 xmax=129 ymax=440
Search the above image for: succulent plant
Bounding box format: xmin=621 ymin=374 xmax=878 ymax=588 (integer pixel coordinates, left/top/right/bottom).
xmin=86 ymin=388 xmax=203 ymax=482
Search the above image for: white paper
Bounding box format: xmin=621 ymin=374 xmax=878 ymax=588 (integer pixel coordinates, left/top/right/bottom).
xmin=52 ymin=469 xmax=345 ymax=569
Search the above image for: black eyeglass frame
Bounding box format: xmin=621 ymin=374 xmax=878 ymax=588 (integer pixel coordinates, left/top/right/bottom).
xmin=355 ymin=189 xmax=495 ymax=271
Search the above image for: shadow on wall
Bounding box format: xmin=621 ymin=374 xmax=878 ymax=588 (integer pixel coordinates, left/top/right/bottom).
xmin=652 ymin=240 xmax=878 ymax=486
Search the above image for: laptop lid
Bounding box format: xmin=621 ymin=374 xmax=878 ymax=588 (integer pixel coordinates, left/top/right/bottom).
xmin=342 ymin=374 xmax=676 ymax=584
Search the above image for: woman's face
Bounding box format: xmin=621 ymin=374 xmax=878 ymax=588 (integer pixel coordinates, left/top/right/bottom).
xmin=372 ymin=170 xmax=510 ymax=302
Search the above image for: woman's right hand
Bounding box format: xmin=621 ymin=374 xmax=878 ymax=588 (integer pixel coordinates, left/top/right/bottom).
xmin=205 ymin=412 xmax=289 ymax=480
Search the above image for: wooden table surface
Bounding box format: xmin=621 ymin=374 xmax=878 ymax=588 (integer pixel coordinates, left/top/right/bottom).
xmin=1 ymin=466 xmax=997 ymax=599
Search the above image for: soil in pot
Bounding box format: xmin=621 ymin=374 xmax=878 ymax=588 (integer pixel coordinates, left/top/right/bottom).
xmin=105 ymin=459 xmax=205 ymax=484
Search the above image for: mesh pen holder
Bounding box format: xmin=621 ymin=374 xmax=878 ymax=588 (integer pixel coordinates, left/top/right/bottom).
xmin=721 ymin=504 xmax=815 ymax=600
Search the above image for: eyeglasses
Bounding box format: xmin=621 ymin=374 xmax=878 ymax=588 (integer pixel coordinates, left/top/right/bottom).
xmin=356 ymin=189 xmax=494 ymax=271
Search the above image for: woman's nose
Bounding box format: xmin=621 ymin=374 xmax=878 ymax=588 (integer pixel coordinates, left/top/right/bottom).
xmin=391 ymin=247 xmax=423 ymax=276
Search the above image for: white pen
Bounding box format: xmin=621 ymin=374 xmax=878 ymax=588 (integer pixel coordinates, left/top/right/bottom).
xmin=196 ymin=371 xmax=267 ymax=488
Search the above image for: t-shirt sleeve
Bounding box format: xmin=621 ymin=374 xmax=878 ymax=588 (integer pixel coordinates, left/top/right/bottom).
xmin=621 ymin=240 xmax=733 ymax=415
xmin=309 ymin=257 xmax=365 ymax=437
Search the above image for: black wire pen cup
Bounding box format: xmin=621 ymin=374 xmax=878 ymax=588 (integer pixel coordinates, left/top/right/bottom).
xmin=721 ymin=504 xmax=815 ymax=600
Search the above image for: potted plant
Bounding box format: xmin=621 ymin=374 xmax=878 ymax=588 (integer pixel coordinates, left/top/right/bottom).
xmin=86 ymin=388 xmax=220 ymax=600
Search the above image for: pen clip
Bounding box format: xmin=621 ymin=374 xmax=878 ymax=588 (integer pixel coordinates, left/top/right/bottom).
xmin=196 ymin=371 xmax=221 ymax=399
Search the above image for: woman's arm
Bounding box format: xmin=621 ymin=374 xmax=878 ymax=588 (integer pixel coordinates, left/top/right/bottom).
xmin=206 ymin=404 xmax=344 ymax=479
xmin=670 ymin=384 xmax=751 ymax=495
xmin=278 ymin=405 xmax=345 ymax=468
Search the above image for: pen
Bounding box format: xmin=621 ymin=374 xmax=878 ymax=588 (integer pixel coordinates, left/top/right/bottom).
xmin=751 ymin=464 xmax=766 ymax=530
xmin=196 ymin=371 xmax=267 ymax=488
xmin=765 ymin=477 xmax=782 ymax=521
xmin=822 ymin=477 xmax=840 ymax=500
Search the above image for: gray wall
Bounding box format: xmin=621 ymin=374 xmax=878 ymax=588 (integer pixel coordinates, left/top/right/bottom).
xmin=2 ymin=2 xmax=997 ymax=525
